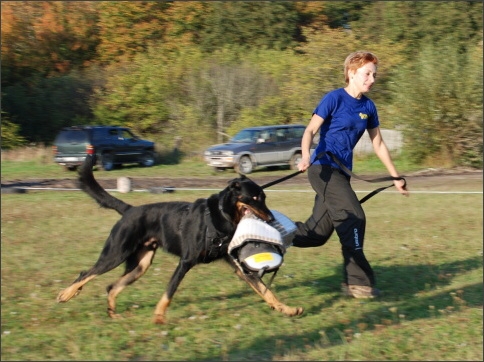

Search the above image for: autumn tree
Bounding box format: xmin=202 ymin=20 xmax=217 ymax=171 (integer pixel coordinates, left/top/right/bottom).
xmin=350 ymin=1 xmax=483 ymax=166
xmin=95 ymin=1 xmax=171 ymax=64
xmin=1 ymin=1 xmax=100 ymax=142
xmin=2 ymin=0 xmax=482 ymax=168
xmin=1 ymin=1 xmax=100 ymax=85
xmin=351 ymin=1 xmax=483 ymax=58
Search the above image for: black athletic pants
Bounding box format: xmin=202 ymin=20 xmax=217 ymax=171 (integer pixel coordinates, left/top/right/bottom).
xmin=292 ymin=164 xmax=375 ymax=287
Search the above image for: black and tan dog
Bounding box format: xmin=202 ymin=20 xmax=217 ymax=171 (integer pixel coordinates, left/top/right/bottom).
xmin=56 ymin=155 xmax=303 ymax=324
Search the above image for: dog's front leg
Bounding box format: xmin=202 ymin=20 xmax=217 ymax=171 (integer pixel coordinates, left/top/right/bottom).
xmin=153 ymin=292 xmax=171 ymax=325
xmin=153 ymin=259 xmax=195 ymax=324
xmin=230 ymin=261 xmax=304 ymax=317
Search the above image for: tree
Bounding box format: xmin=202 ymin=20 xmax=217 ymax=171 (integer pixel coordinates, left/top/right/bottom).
xmin=1 ymin=1 xmax=100 ymax=85
xmin=95 ymin=1 xmax=171 ymax=64
xmin=351 ymin=1 xmax=483 ymax=58
xmin=193 ymin=1 xmax=301 ymax=52
xmin=390 ymin=37 xmax=482 ymax=167
xmin=251 ymin=26 xmax=405 ymax=129
xmin=2 ymin=71 xmax=95 ymax=143
xmin=347 ymin=1 xmax=483 ymax=167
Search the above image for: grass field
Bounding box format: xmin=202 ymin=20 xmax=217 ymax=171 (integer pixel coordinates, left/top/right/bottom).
xmin=1 ymin=150 xmax=483 ymax=360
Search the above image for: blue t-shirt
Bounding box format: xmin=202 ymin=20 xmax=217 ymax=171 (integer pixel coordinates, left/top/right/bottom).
xmin=311 ymin=88 xmax=380 ymax=171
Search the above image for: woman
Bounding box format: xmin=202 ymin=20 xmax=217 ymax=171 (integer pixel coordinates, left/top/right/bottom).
xmin=293 ymin=51 xmax=408 ymax=298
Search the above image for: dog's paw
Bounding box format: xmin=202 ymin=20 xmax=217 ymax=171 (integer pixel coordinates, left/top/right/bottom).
xmin=283 ymin=306 xmax=304 ymax=317
xmin=56 ymin=287 xmax=79 ymax=303
xmin=153 ymin=314 xmax=166 ymax=325
xmin=293 ymin=307 xmax=304 ymax=316
xmin=108 ymin=313 xmax=123 ymax=320
xmin=56 ymin=292 xmax=67 ymax=303
xmin=274 ymin=304 xmax=304 ymax=317
xmin=107 ymin=308 xmax=122 ymax=319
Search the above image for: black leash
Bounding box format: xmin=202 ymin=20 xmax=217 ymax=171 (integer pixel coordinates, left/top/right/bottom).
xmin=261 ymin=151 xmax=406 ymax=204
xmin=326 ymin=151 xmax=406 ymax=204
xmin=261 ymin=151 xmax=326 ymax=189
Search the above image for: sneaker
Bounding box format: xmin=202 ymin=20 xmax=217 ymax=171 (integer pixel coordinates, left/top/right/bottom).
xmin=341 ymin=283 xmax=381 ymax=299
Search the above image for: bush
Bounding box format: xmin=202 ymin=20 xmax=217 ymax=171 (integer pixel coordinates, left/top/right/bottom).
xmin=1 ymin=115 xmax=27 ymax=149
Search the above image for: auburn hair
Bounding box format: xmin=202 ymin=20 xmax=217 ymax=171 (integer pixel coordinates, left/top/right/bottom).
xmin=344 ymin=51 xmax=379 ymax=84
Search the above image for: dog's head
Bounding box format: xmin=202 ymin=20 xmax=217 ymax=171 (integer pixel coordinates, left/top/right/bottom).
xmin=219 ymin=175 xmax=274 ymax=225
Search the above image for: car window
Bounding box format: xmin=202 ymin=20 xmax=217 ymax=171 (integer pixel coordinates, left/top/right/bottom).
xmin=56 ymin=130 xmax=88 ymax=143
xmin=91 ymin=128 xmax=115 ymax=141
xmin=288 ymin=127 xmax=304 ymax=140
xmin=120 ymin=129 xmax=135 ymax=140
xmin=275 ymin=128 xmax=288 ymax=142
xmin=229 ymin=126 xmax=305 ymax=144
xmin=107 ymin=129 xmax=119 ymax=139
xmin=231 ymin=129 xmax=260 ymax=143
xmin=259 ymin=129 xmax=276 ymax=142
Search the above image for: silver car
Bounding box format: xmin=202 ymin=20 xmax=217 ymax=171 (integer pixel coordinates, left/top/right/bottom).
xmin=204 ymin=125 xmax=307 ymax=174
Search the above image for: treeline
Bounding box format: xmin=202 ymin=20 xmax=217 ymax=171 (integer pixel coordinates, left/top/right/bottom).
xmin=1 ymin=1 xmax=482 ymax=167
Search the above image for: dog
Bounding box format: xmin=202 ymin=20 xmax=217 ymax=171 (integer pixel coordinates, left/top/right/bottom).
xmin=56 ymin=155 xmax=303 ymax=324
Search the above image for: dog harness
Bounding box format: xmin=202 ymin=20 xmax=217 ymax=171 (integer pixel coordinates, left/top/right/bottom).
xmin=203 ymin=209 xmax=232 ymax=261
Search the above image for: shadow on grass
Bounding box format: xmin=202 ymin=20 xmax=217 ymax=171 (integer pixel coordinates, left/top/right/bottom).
xmin=177 ymin=256 xmax=483 ymax=360
xmin=176 ymin=255 xmax=482 ymax=310
xmin=91 ymin=254 xmax=480 ymax=360
xmin=211 ymin=281 xmax=483 ymax=361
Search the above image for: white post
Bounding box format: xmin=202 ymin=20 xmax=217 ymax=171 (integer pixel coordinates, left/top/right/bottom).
xmin=117 ymin=177 xmax=131 ymax=193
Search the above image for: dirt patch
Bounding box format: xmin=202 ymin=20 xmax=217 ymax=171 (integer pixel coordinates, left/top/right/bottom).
xmin=1 ymin=167 xmax=481 ymax=193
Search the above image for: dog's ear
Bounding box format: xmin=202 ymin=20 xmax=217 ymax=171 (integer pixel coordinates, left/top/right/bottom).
xmin=227 ymin=177 xmax=245 ymax=191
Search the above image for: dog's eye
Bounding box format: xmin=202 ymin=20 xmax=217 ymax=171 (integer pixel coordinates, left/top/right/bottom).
xmin=252 ymin=193 xmax=265 ymax=202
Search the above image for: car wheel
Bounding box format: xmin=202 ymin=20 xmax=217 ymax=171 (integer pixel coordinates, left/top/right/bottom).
xmin=290 ymin=153 xmax=302 ymax=170
xmin=101 ymin=153 xmax=114 ymax=171
xmin=235 ymin=156 xmax=254 ymax=174
xmin=139 ymin=151 xmax=155 ymax=167
xmin=214 ymin=167 xmax=226 ymax=172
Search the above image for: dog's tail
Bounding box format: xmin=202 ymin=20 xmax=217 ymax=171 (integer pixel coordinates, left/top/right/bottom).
xmin=78 ymin=155 xmax=132 ymax=215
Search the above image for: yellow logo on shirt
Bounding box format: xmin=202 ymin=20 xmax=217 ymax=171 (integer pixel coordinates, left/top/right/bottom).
xmin=359 ymin=113 xmax=368 ymax=120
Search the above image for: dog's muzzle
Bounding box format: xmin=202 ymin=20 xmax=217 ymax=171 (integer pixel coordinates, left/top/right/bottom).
xmin=228 ymin=210 xmax=296 ymax=275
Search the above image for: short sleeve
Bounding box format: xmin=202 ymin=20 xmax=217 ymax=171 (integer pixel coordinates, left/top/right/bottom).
xmin=367 ymin=100 xmax=380 ymax=129
xmin=313 ymin=91 xmax=338 ymax=121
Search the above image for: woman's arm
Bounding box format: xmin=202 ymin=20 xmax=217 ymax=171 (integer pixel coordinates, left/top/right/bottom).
xmin=298 ymin=114 xmax=324 ymax=172
xmin=368 ymin=127 xmax=409 ymax=196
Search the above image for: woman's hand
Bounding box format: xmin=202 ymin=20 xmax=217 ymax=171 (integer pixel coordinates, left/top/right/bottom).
xmin=394 ymin=178 xmax=409 ymax=196
xmin=297 ymin=156 xmax=311 ymax=172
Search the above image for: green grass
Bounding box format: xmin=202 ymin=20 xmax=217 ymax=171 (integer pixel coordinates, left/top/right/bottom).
xmin=1 ymin=146 xmax=421 ymax=181
xmin=1 ymin=174 xmax=482 ymax=360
